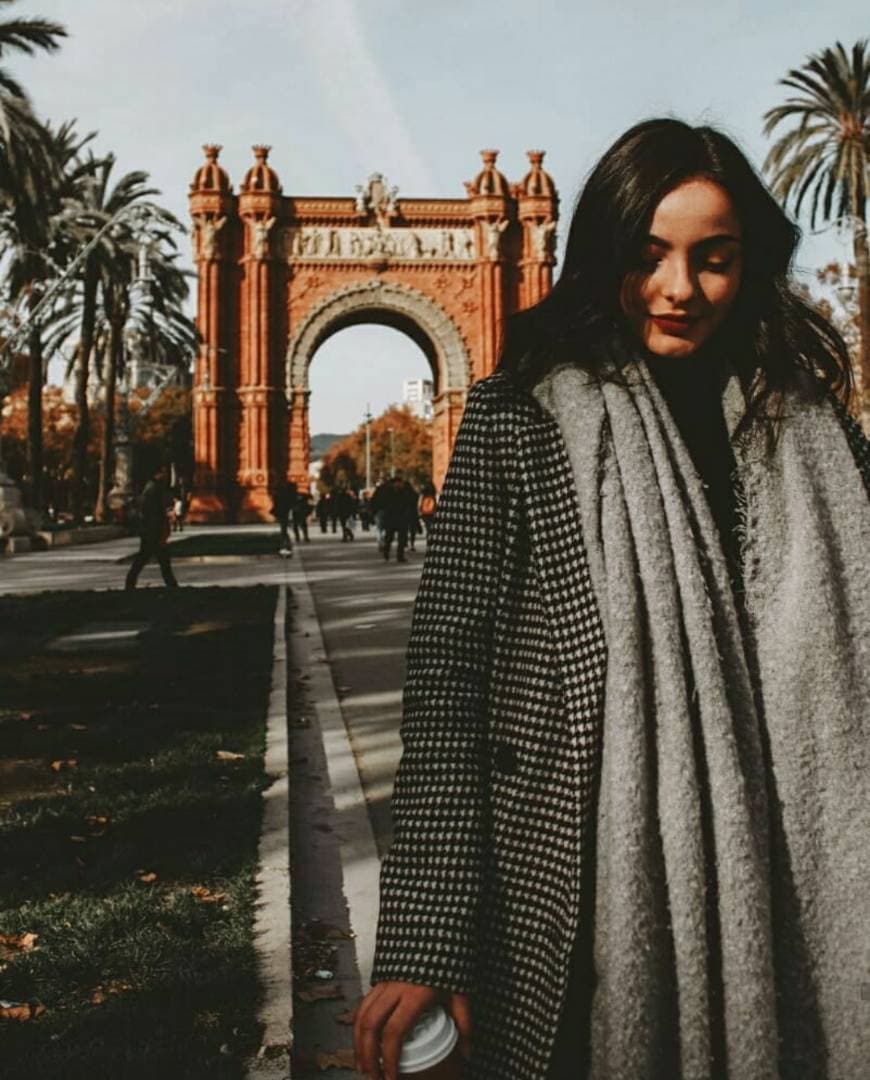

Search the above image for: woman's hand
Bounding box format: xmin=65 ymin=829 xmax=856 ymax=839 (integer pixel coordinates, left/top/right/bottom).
xmin=353 ymin=981 xmax=471 ymax=1079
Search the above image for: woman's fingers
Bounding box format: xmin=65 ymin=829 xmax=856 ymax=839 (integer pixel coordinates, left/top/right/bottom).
xmin=447 ymin=992 xmax=473 ymax=1059
xmin=354 ymin=983 xmax=395 ymax=1078
xmin=379 ymin=995 xmax=433 ymax=1080
xmin=352 ymin=983 xmax=438 ymax=1079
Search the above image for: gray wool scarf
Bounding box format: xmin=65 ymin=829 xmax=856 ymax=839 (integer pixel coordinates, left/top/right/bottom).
xmin=533 ymin=359 xmax=870 ymax=1079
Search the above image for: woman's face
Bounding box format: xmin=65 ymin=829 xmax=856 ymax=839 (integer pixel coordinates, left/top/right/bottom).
xmin=620 ymin=177 xmax=743 ymax=358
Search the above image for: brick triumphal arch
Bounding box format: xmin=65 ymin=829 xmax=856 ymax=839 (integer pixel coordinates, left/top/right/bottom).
xmin=188 ymin=145 xmax=558 ymax=521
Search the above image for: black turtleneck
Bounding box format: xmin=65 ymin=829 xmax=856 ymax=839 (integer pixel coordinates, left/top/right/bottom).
xmin=645 ymin=352 xmax=742 ymax=591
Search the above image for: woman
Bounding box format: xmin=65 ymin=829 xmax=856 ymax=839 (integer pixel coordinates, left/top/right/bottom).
xmin=353 ymin=119 xmax=870 ymax=1080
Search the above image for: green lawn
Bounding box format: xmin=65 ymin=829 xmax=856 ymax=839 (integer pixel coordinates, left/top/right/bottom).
xmin=0 ymin=586 xmax=279 ymax=1079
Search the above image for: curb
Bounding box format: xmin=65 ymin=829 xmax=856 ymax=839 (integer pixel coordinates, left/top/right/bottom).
xmin=247 ymin=584 xmax=293 ymax=1078
xmin=290 ymin=558 xmax=382 ymax=997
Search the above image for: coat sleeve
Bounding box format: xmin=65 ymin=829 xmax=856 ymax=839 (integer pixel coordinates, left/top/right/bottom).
xmin=370 ymin=378 xmax=515 ymax=995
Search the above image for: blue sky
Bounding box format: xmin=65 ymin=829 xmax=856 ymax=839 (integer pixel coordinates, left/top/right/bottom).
xmin=11 ymin=0 xmax=868 ymax=432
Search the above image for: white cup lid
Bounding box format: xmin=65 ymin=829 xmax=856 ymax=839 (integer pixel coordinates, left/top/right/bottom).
xmin=398 ymin=1005 xmax=459 ymax=1073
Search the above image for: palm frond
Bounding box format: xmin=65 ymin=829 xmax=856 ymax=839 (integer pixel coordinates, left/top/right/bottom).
xmin=0 ymin=17 xmax=66 ymax=58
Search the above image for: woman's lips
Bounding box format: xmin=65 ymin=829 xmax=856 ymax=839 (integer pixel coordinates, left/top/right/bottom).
xmin=650 ymin=314 xmax=697 ymax=336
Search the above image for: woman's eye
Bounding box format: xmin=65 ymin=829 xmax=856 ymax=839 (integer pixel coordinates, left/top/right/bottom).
xmin=700 ymin=258 xmax=733 ymax=273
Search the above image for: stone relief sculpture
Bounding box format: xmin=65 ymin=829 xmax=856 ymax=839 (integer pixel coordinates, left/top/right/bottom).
xmin=481 ymin=219 xmax=509 ymax=259
xmin=530 ymin=220 xmax=556 ymax=258
xmin=251 ymin=216 xmax=277 ymax=259
xmin=194 ymin=215 xmax=227 ymax=260
xmin=355 ymin=172 xmax=399 ymax=226
xmin=285 ymin=226 xmax=476 ymax=262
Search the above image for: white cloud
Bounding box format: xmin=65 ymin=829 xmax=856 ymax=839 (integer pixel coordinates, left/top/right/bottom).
xmin=295 ymin=0 xmax=435 ymax=194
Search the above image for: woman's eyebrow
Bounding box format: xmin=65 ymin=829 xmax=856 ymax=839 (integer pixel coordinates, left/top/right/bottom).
xmin=646 ymin=232 xmax=742 ymax=249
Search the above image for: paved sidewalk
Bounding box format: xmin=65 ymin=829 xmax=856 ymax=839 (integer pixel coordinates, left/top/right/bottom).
xmin=0 ymin=525 xmax=291 ymax=594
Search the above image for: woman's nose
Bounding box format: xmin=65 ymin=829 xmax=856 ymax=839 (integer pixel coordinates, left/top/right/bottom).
xmin=661 ymin=259 xmax=695 ymax=306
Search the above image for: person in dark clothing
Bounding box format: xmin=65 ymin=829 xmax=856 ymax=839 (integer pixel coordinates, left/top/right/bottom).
xmin=292 ymin=489 xmax=312 ymax=542
xmin=336 ymin=488 xmax=357 ymax=541
xmin=316 ymin=493 xmax=330 ymax=533
xmin=271 ymin=482 xmax=296 ymax=556
xmin=381 ymin=474 xmax=414 ymax=562
xmin=125 ymin=464 xmax=178 ymax=589
xmin=418 ymin=482 xmax=438 ymax=537
xmin=369 ymin=479 xmax=389 ymax=550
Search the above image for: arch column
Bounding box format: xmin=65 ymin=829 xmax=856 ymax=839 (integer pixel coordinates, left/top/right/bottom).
xmin=288 ymin=387 xmax=311 ymax=491
xmin=188 ymin=179 xmax=234 ymax=522
xmin=237 ymin=148 xmax=285 ymax=520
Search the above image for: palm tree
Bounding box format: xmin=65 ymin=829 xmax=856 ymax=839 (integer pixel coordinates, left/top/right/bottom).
xmin=59 ymin=152 xmax=161 ymax=522
xmin=0 ymin=2 xmax=66 ymax=497
xmin=763 ymin=40 xmax=870 ymax=417
xmin=0 ymin=1 xmax=66 ymax=211
xmin=1 ymin=121 xmax=94 ymax=510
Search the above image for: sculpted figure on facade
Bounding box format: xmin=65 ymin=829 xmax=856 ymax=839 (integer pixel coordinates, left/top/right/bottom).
xmin=355 ymin=172 xmax=399 ymax=227
xmin=530 ymin=220 xmax=556 ymax=259
xmin=251 ymin=216 xmax=277 ymax=260
xmin=194 ymin=215 xmax=227 ymax=261
xmin=481 ymin=218 xmax=509 ymax=260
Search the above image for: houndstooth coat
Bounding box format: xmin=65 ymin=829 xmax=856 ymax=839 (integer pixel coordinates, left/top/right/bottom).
xmin=370 ymin=370 xmax=870 ymax=1080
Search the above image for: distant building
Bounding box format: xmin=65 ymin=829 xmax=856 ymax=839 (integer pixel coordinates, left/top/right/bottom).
xmin=403 ymin=378 xmax=433 ymax=420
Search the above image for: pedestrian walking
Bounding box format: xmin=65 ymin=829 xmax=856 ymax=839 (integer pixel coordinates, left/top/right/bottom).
xmin=171 ymin=490 xmax=186 ymax=532
xmin=124 ymin=463 xmax=178 ymax=590
xmin=417 ymin=482 xmax=438 ymax=537
xmin=271 ymin=482 xmax=295 ymax=556
xmin=379 ymin=474 xmax=412 ymax=562
xmin=399 ymin=476 xmax=419 ymax=551
xmin=292 ymin=488 xmax=312 ymax=543
xmin=369 ymin=479 xmax=389 ymax=551
xmin=336 ymin=487 xmax=357 ymax=541
xmin=316 ymin=492 xmax=330 ymax=533
xmin=354 ymin=118 xmax=870 ymax=1080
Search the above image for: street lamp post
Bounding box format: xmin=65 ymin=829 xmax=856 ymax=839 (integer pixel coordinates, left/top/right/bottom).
xmin=364 ymin=402 xmax=372 ymax=490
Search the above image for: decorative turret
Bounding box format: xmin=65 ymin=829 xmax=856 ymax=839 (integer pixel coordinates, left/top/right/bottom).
xmin=240 ymin=145 xmax=282 ymax=194
xmin=464 ymin=149 xmax=510 ymax=197
xmin=514 ymin=150 xmax=556 ymax=198
xmin=513 ymin=150 xmax=558 ymax=308
xmin=190 ymin=145 xmax=231 ymax=194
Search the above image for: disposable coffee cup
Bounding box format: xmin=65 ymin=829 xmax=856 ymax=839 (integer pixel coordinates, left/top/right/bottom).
xmin=397 ymin=1004 xmax=461 ymax=1077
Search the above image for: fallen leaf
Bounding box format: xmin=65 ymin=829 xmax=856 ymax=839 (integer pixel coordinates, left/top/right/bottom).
xmin=137 ymin=871 xmax=158 ymax=885
xmin=190 ymin=886 xmax=226 ymax=905
xmin=297 ymin=984 xmax=344 ymax=1003
xmin=86 ymin=815 xmax=109 ymax=829
xmin=314 ymin=969 xmax=335 ymax=980
xmin=50 ymin=759 xmax=77 ymax=773
xmin=74 ymin=856 xmax=86 ymax=868
xmin=324 ymin=926 xmax=355 ymax=941
xmin=90 ymin=980 xmax=132 ymax=1005
xmin=0 ymin=1000 xmax=45 ymax=1022
xmin=314 ymin=1049 xmax=357 ymax=1070
xmin=0 ymin=933 xmax=38 ymax=961
xmin=68 ymin=723 xmax=88 ymax=732
xmin=36 ymin=724 xmax=50 ymax=732
xmin=335 ymin=1009 xmax=356 ymax=1025
xmin=69 ymin=835 xmax=87 ymax=844
xmin=215 ymin=750 xmax=245 ymax=762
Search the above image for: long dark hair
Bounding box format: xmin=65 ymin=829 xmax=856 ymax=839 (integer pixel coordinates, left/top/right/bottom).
xmin=498 ymin=118 xmax=853 ymax=423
